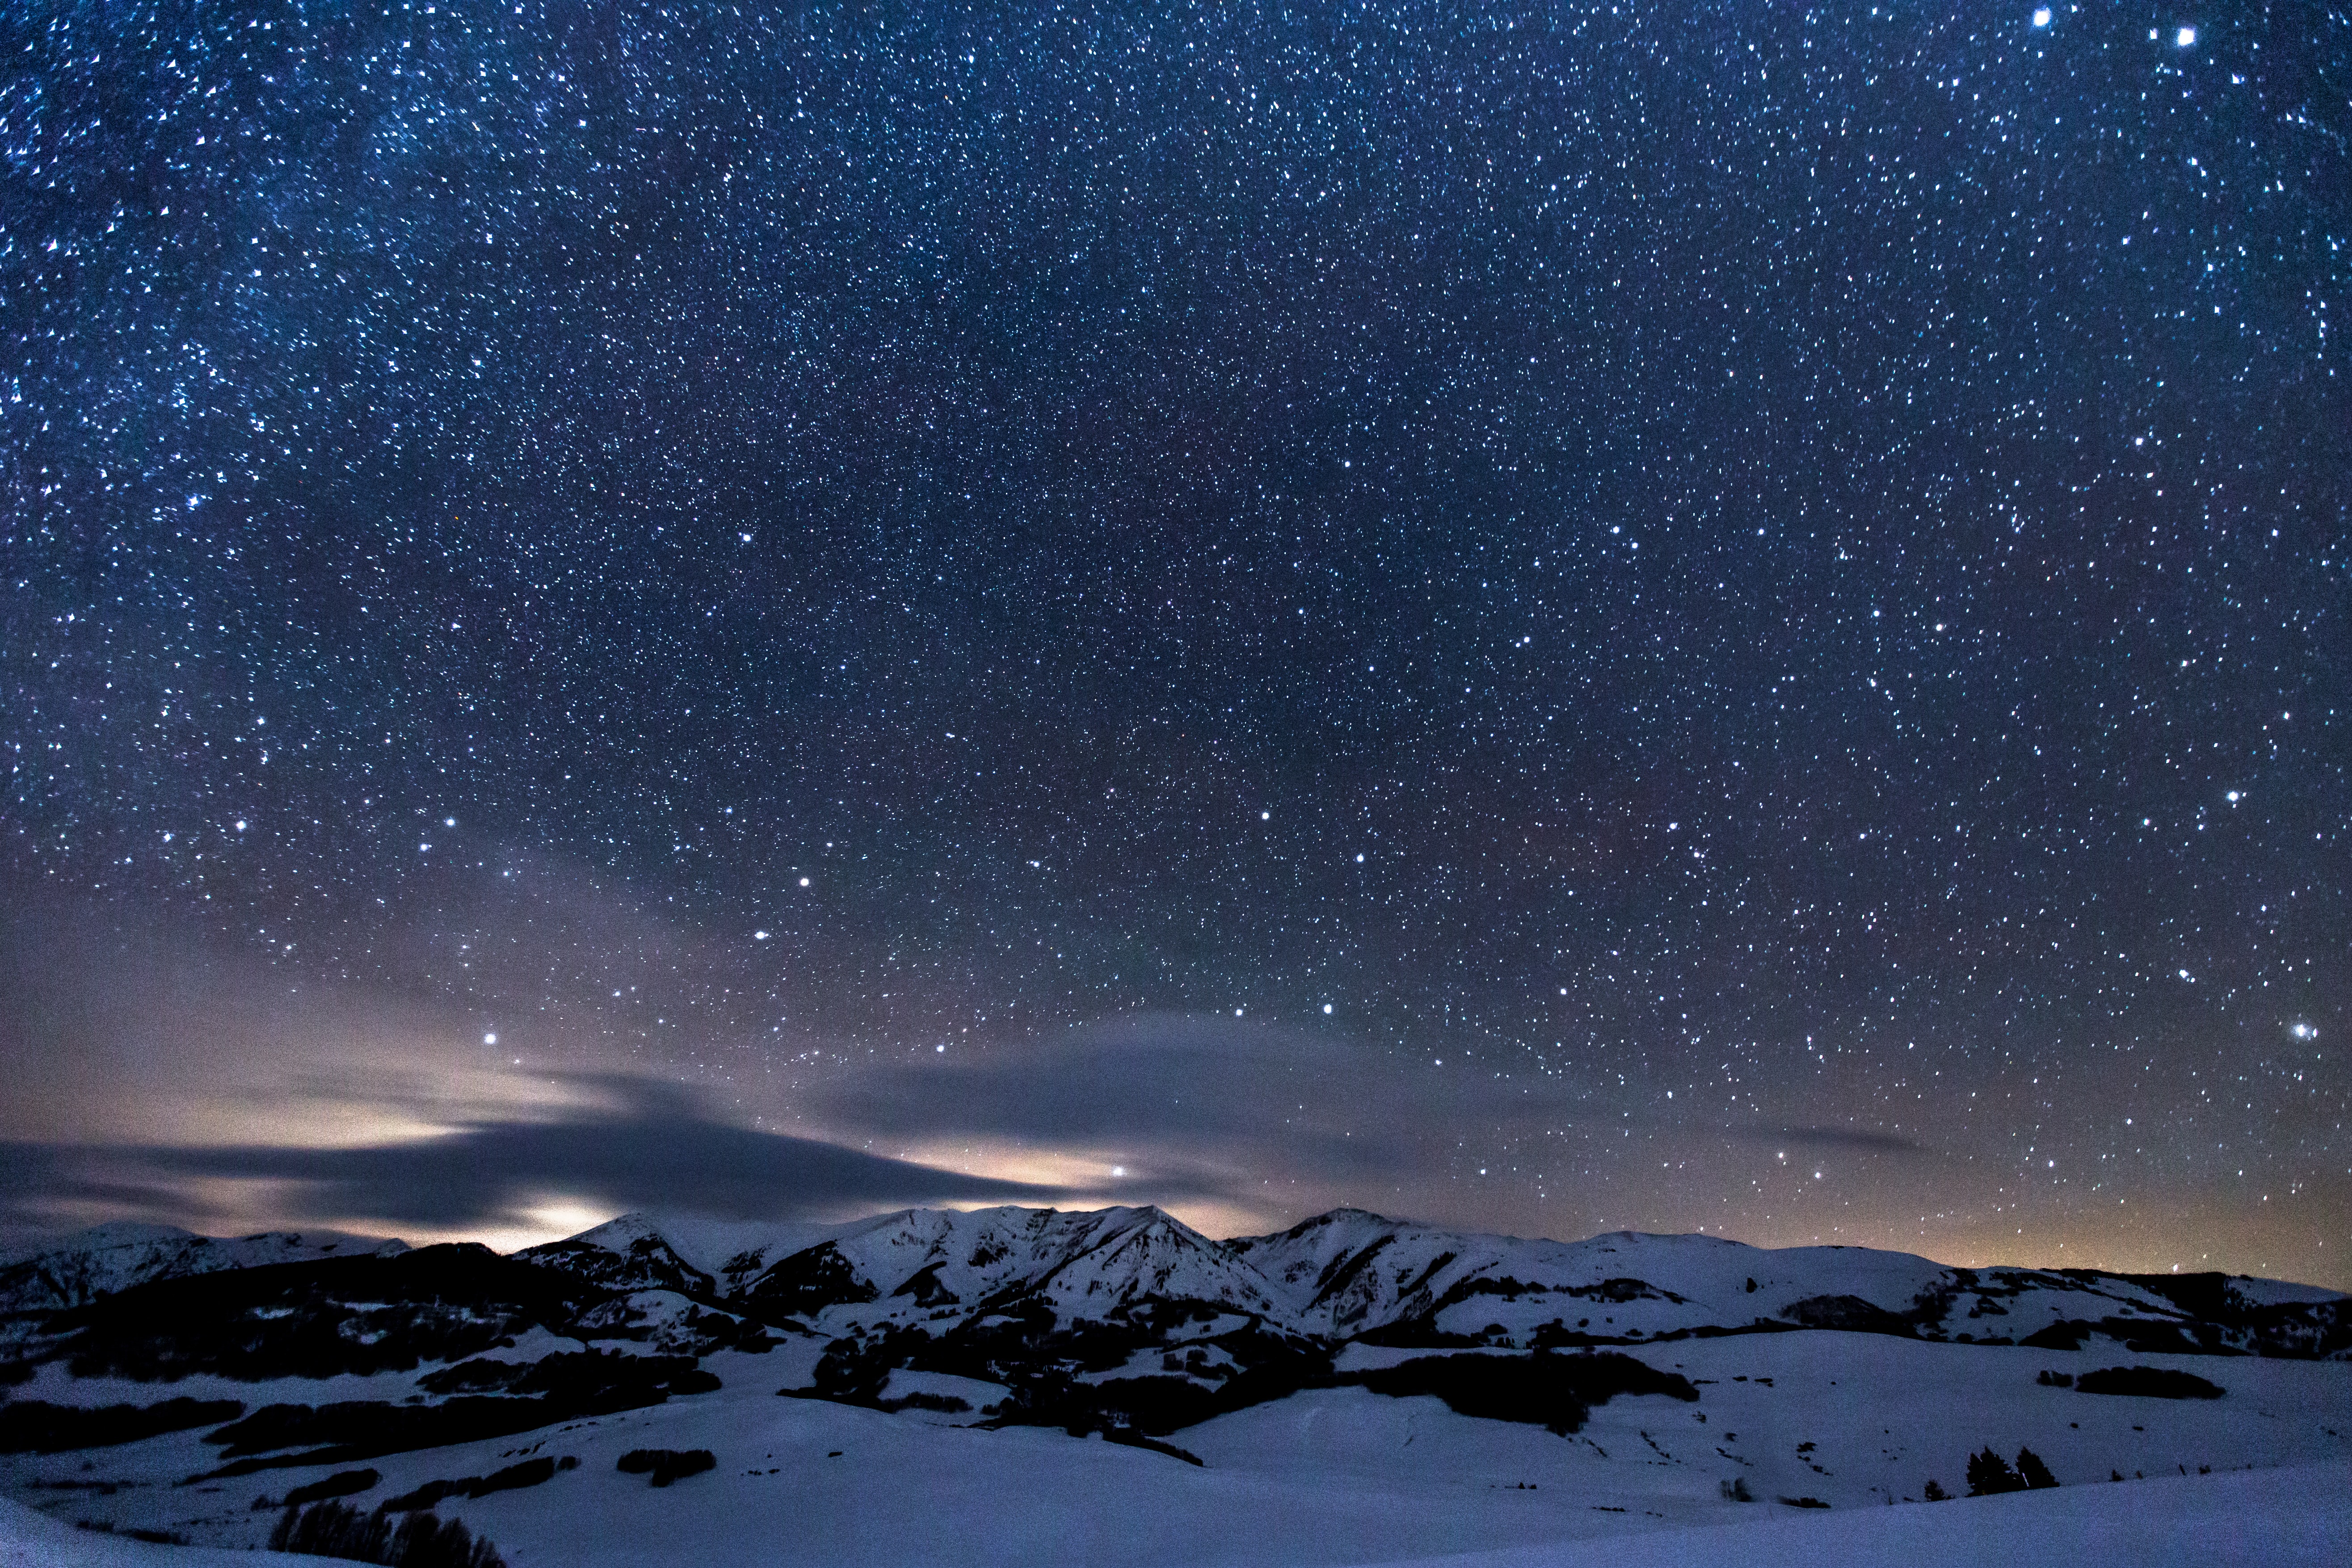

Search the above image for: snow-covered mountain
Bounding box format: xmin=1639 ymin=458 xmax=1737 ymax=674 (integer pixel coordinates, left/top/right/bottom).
xmin=1224 ymin=1210 xmax=2347 ymax=1356
xmin=742 ymin=1205 xmax=1286 ymax=1327
xmin=7 ymin=1206 xmax=2343 ymax=1383
xmin=1 ymin=1207 xmax=2347 ymax=1566
xmin=503 ymin=1203 xmax=2350 ymax=1364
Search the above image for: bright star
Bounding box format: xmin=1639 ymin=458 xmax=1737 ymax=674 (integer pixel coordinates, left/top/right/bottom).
xmin=2032 ymin=8 xmax=2050 ymax=25
xmin=2176 ymin=26 xmax=2195 ymax=46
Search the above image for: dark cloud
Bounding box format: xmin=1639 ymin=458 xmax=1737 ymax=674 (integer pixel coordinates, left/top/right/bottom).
xmin=0 ymin=1142 xmax=241 ymax=1239
xmin=3 ymin=1076 xmax=1072 ymax=1233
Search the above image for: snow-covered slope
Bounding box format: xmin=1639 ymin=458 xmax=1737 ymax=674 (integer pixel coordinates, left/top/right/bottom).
xmin=0 ymin=1493 xmax=309 ymax=1566
xmin=1378 ymin=1461 xmax=2352 ymax=1568
xmin=6 ymin=1336 xmax=2347 ymax=1565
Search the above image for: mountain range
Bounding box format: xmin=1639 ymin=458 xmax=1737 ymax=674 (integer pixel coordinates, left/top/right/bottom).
xmin=2 ymin=1206 xmax=2347 ymax=1564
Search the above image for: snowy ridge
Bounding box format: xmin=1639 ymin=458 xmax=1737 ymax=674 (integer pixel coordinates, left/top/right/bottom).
xmin=518 ymin=1206 xmax=2344 ymax=1358
xmin=13 ymin=1206 xmax=2330 ymax=1361
xmin=1223 ymin=1214 xmax=2350 ymax=1354
xmin=0 ymin=1224 xmax=405 ymax=1330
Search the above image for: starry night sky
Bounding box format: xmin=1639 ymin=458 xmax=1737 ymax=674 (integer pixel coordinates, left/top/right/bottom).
xmin=4 ymin=2 xmax=2347 ymax=1283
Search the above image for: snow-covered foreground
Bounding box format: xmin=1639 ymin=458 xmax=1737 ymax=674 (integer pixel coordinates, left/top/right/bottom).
xmin=1398 ymin=1462 xmax=2352 ymax=1568
xmin=7 ymin=1332 xmax=2348 ymax=1565
xmin=0 ymin=1496 xmax=295 ymax=1567
xmin=5 ymin=1450 xmax=2345 ymax=1568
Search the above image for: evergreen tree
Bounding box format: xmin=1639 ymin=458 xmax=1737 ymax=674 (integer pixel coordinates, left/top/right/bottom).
xmin=2015 ymin=1447 xmax=2059 ymax=1489
xmin=1966 ymin=1446 xmax=2026 ymax=1496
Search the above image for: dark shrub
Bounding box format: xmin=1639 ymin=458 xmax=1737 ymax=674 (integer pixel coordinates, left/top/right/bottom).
xmin=470 ymin=1457 xmax=557 ymax=1497
xmin=2035 ymin=1369 xmax=2074 ymax=1387
xmin=1778 ymin=1295 xmax=1917 ymax=1338
xmin=1922 ymin=1479 xmax=1950 ymax=1501
xmin=1353 ymin=1351 xmax=1698 ymax=1437
xmin=2020 ymin=1321 xmax=2090 ymax=1351
xmin=879 ymin=1391 xmax=970 ymax=1414
xmin=283 ymin=1468 xmax=379 ymax=1507
xmin=2074 ymin=1366 xmax=2224 ymax=1400
xmin=1778 ymin=1496 xmax=1830 ymax=1508
xmin=2015 ymin=1447 xmax=2058 ymax=1489
xmin=1966 ymin=1447 xmax=2026 ymax=1496
xmin=382 ymin=1479 xmax=464 ymax=1513
xmin=616 ymin=1447 xmax=715 ymax=1486
xmin=381 ymin=1456 xmax=559 ymax=1512
xmin=0 ymin=1397 xmax=244 ymax=1453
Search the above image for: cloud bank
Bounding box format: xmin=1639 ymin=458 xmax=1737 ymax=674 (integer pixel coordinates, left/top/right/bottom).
xmin=0 ymin=1075 xmax=1070 ymax=1238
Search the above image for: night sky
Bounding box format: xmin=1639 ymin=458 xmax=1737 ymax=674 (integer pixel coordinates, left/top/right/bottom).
xmin=4 ymin=3 xmax=2347 ymax=1285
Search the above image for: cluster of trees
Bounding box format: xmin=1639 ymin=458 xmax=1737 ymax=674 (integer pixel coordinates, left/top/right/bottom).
xmin=265 ymin=1500 xmax=503 ymax=1567
xmin=1924 ymin=1446 xmax=2060 ymax=1499
xmin=1969 ymin=1446 xmax=2059 ymax=1493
